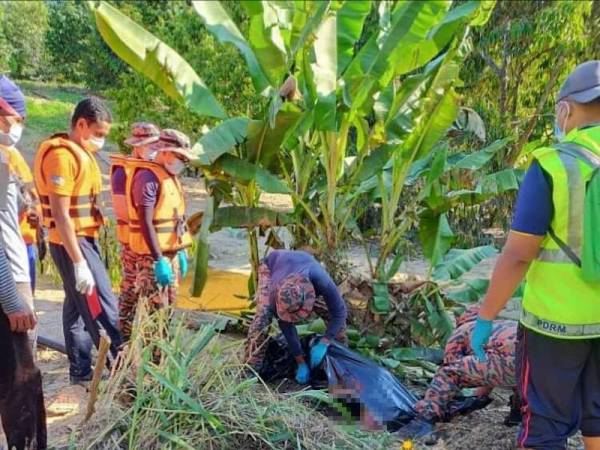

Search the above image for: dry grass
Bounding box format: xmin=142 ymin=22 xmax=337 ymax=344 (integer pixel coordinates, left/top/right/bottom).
xmin=74 ymin=307 xmax=395 ymax=450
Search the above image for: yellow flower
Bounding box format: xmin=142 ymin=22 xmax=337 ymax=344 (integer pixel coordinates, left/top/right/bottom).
xmin=401 ymin=440 xmax=413 ymax=450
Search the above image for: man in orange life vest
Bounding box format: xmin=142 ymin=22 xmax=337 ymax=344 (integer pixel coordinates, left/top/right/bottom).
xmin=33 ymin=97 xmax=121 ymax=385
xmin=118 ymin=129 xmax=193 ymax=348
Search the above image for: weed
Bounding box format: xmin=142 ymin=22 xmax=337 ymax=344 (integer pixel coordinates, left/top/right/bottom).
xmin=77 ymin=307 xmax=396 ymax=450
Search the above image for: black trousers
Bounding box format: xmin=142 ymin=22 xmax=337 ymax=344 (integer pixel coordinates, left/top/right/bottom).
xmin=50 ymin=238 xmax=122 ymax=378
xmin=0 ymin=309 xmax=46 ymax=450
xmin=517 ymin=325 xmax=600 ymax=449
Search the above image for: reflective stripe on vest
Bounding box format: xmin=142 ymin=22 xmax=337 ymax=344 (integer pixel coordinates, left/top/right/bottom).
xmin=125 ymin=160 xmax=192 ymax=255
xmin=521 ymin=309 xmax=600 ymax=338
xmin=538 ymin=148 xmax=585 ymax=263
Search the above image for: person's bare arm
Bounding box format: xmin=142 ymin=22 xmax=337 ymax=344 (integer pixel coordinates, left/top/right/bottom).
xmin=479 ymin=231 xmax=544 ymax=320
xmin=48 ymin=193 xmax=84 ymax=263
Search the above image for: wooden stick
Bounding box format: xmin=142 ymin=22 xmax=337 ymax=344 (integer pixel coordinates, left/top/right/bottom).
xmin=84 ymin=330 xmax=111 ymax=422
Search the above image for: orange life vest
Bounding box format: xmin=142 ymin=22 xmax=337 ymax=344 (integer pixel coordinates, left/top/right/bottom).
xmin=109 ymin=154 xmax=133 ymax=245
xmin=19 ymin=204 xmax=40 ymax=245
xmin=33 ymin=134 xmax=104 ymax=244
xmin=0 ymin=145 xmax=38 ymax=244
xmin=125 ymin=160 xmax=192 ymax=255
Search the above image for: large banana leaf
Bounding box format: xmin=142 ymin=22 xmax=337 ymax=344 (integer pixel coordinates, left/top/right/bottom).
xmin=191 ymin=1 xmax=270 ymax=94
xmin=246 ymin=103 xmax=303 ymax=168
xmin=391 ymin=1 xmax=453 ymax=77
xmin=92 ymin=1 xmax=226 ymax=119
xmin=383 ymin=68 xmax=435 ymax=144
xmin=342 ymin=1 xmax=425 ymax=115
xmin=476 ymin=168 xmax=522 ymax=195
xmin=343 ymin=1 xmax=454 ymax=116
xmin=242 ymin=1 xmax=288 ymax=88
xmin=445 ymin=278 xmax=490 ymax=304
xmin=289 ymin=1 xmax=330 ymax=59
xmin=312 ymin=11 xmax=337 ymax=131
xmin=212 ymin=206 xmax=291 ymax=230
xmin=212 ymin=154 xmax=291 ymax=194
xmin=450 ymin=138 xmax=511 ymax=171
xmin=192 ymin=118 xmax=249 ymax=165
xmin=191 ymin=197 xmax=214 ymax=297
xmin=419 ymin=212 xmax=455 ymax=268
xmin=337 ymin=0 xmax=372 ymax=77
xmin=352 ymin=144 xmax=394 ymax=185
xmin=432 ymin=245 xmax=498 ymax=281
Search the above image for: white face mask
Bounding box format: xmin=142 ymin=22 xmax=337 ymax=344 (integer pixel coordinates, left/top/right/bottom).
xmin=137 ymin=147 xmax=157 ymax=161
xmin=88 ymin=136 xmax=105 ymax=151
xmin=164 ymin=158 xmax=186 ymax=176
xmin=0 ymin=123 xmax=23 ymax=146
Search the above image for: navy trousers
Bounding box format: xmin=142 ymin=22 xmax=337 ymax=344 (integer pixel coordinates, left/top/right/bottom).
xmin=50 ymin=237 xmax=122 ymax=378
xmin=517 ymin=325 xmax=600 ymax=449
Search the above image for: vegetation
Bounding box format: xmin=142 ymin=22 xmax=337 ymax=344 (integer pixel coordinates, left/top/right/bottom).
xmin=3 ymin=1 xmax=599 ymax=447
xmin=77 ymin=311 xmax=395 ymax=449
xmin=90 ymin=1 xmax=497 ymax=306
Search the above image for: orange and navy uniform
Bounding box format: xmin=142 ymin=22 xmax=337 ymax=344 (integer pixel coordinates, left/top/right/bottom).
xmin=125 ymin=160 xmax=192 ymax=256
xmin=33 ymin=133 xmax=104 ymax=245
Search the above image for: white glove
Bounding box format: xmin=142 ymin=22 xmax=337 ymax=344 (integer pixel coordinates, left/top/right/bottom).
xmin=74 ymin=260 xmax=95 ymax=296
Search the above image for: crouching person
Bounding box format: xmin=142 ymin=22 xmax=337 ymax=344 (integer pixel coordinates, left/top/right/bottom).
xmin=120 ymin=129 xmax=193 ymax=358
xmin=0 ymin=243 xmax=46 ymax=450
xmin=395 ymin=305 xmax=518 ymax=444
xmin=244 ymin=250 xmax=348 ymax=384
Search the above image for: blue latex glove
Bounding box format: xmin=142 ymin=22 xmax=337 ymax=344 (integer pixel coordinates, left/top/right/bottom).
xmin=310 ymin=339 xmax=330 ymax=369
xmin=154 ymin=257 xmax=174 ymax=287
xmin=471 ymin=317 xmax=493 ymax=362
xmin=295 ymin=362 xmax=310 ymax=385
xmin=178 ymin=250 xmax=188 ymax=279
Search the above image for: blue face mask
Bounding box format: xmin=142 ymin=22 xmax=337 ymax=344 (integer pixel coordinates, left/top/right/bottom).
xmin=554 ymin=121 xmax=565 ymax=142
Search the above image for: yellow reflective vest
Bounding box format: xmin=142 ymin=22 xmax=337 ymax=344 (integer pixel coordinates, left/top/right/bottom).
xmin=522 ymin=125 xmax=600 ymax=339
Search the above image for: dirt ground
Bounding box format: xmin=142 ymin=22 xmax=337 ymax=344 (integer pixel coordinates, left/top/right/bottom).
xmin=4 ymin=148 xmax=579 ymax=449
xmin=1 ymin=245 xmax=584 ymax=449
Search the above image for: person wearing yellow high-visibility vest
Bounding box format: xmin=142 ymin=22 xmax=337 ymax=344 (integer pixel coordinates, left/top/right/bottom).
xmin=119 ymin=129 xmax=193 ymax=351
xmin=33 ymin=97 xmax=122 ymax=386
xmin=472 ymin=61 xmax=600 ymax=450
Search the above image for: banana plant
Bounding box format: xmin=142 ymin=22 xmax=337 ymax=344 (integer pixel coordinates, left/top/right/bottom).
xmin=90 ymin=0 xmax=496 ymax=304
xmin=90 ymin=0 xmax=302 ymax=295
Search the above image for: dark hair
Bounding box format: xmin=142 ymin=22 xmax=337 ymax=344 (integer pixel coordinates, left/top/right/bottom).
xmin=71 ymin=96 xmax=112 ymax=127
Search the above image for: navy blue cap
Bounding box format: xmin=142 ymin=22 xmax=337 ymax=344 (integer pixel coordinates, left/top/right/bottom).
xmin=557 ymin=61 xmax=600 ymax=104
xmin=0 ymin=75 xmax=26 ymax=118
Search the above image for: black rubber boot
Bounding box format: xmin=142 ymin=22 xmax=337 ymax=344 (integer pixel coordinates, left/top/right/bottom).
xmin=503 ymin=393 xmax=522 ymax=427
xmin=394 ymin=418 xmax=438 ymax=445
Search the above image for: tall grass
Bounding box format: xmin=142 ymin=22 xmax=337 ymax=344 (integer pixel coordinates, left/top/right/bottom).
xmin=39 ymin=220 xmax=122 ymax=288
xmin=76 ymin=306 xmax=395 ymax=450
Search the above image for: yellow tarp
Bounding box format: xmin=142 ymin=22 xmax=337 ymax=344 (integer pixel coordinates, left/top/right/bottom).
xmin=176 ymin=269 xmax=253 ymax=314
